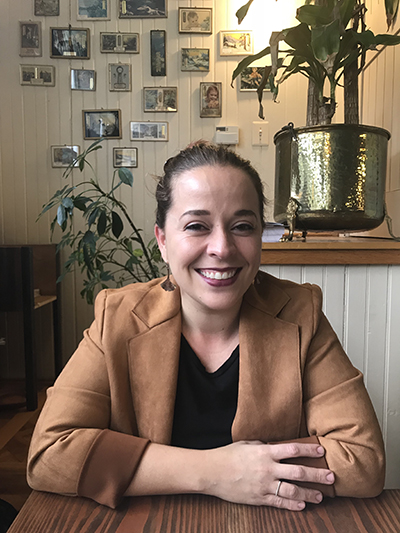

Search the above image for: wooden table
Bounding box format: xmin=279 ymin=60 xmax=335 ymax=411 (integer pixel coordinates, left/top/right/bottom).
xmin=8 ymin=490 xmax=400 ymax=533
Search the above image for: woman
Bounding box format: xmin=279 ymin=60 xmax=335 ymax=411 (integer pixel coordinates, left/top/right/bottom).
xmin=27 ymin=143 xmax=385 ymax=511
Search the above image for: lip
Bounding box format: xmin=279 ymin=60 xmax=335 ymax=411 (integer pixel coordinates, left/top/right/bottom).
xmin=196 ymin=268 xmax=241 ymax=287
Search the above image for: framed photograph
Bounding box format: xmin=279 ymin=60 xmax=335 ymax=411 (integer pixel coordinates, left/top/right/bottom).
xmin=113 ymin=147 xmax=138 ymax=168
xmin=71 ymin=69 xmax=96 ymax=91
xmin=77 ymin=0 xmax=110 ymax=20
xmin=178 ymin=8 xmax=212 ymax=34
xmin=200 ymin=82 xmax=222 ymax=118
xmin=50 ymin=28 xmax=90 ymax=59
xmin=150 ymin=30 xmax=166 ymax=77
xmin=51 ymin=145 xmax=80 ymax=168
xmin=219 ymin=31 xmax=253 ymax=56
xmin=20 ymin=21 xmax=42 ymax=57
xmin=143 ymin=87 xmax=177 ymax=113
xmin=181 ymin=48 xmax=209 ymax=72
xmin=130 ymin=121 xmax=168 ymax=141
xmin=100 ymin=32 xmax=139 ymax=54
xmin=109 ymin=64 xmax=131 ymax=91
xmin=83 ymin=110 xmax=121 ymax=140
xmin=239 ymin=66 xmax=270 ymax=92
xmin=119 ymin=0 xmax=167 ymax=18
xmin=20 ymin=65 xmax=55 ymax=86
xmin=34 ymin=0 xmax=60 ymax=16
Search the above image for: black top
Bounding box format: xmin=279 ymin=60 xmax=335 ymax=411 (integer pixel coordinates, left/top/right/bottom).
xmin=171 ymin=335 xmax=239 ymax=450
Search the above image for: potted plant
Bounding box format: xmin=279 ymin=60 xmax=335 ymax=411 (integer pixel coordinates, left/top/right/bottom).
xmin=38 ymin=140 xmax=163 ymax=304
xmin=232 ymin=0 xmax=400 ymax=238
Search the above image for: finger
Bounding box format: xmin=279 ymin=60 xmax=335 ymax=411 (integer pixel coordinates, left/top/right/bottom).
xmin=262 ymin=493 xmax=307 ymax=512
xmin=275 ymin=481 xmax=324 ymax=505
xmin=276 ymin=463 xmax=335 ymax=486
xmin=269 ymin=442 xmax=325 ymax=462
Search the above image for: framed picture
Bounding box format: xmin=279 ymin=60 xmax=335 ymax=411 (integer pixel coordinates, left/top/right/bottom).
xmin=178 ymin=8 xmax=212 ymax=34
xmin=113 ymin=147 xmax=138 ymax=168
xmin=71 ymin=69 xmax=96 ymax=91
xmin=181 ymin=48 xmax=209 ymax=72
xmin=51 ymin=28 xmax=90 ymax=59
xmin=118 ymin=0 xmax=167 ymax=18
xmin=220 ymin=31 xmax=253 ymax=56
xmin=150 ymin=30 xmax=166 ymax=77
xmin=100 ymin=32 xmax=139 ymax=54
xmin=20 ymin=21 xmax=42 ymax=57
xmin=109 ymin=64 xmax=131 ymax=91
xmin=143 ymin=87 xmax=177 ymax=113
xmin=34 ymin=0 xmax=60 ymax=16
xmin=239 ymin=66 xmax=270 ymax=91
xmin=130 ymin=121 xmax=168 ymax=141
xmin=77 ymin=0 xmax=110 ymax=20
xmin=83 ymin=110 xmax=121 ymax=140
xmin=200 ymin=82 xmax=222 ymax=118
xmin=20 ymin=65 xmax=55 ymax=86
xmin=51 ymin=145 xmax=80 ymax=168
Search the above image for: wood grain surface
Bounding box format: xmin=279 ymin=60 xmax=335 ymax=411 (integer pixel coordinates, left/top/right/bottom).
xmin=8 ymin=490 xmax=400 ymax=533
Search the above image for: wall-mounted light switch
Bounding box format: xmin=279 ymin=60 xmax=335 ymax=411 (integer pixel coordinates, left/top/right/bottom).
xmin=252 ymin=121 xmax=269 ymax=146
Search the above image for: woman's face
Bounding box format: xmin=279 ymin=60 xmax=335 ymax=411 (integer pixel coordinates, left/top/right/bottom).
xmin=155 ymin=165 xmax=262 ymax=316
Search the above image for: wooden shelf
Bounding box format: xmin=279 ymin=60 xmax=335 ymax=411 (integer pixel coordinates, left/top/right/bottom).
xmin=261 ymin=237 xmax=400 ymax=265
xmin=34 ymin=295 xmax=57 ymax=310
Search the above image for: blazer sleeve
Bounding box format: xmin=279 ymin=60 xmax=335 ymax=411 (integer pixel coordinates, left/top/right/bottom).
xmin=300 ymin=284 xmax=385 ymax=498
xmin=27 ymin=290 xmax=150 ymax=508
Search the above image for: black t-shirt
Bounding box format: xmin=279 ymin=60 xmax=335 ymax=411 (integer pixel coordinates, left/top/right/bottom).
xmin=171 ymin=335 xmax=239 ymax=450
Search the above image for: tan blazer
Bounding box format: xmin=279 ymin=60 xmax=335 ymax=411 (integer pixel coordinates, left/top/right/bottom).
xmin=27 ymin=272 xmax=385 ymax=508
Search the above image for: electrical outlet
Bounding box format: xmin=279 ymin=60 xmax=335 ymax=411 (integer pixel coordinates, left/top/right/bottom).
xmin=252 ymin=121 xmax=269 ymax=146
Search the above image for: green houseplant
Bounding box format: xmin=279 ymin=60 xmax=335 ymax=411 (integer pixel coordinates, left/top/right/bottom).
xmin=39 ymin=140 xmax=163 ymax=304
xmin=232 ymin=0 xmax=400 ymax=238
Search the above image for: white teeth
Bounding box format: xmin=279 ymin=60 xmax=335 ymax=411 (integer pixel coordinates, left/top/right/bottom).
xmin=200 ymin=269 xmax=237 ymax=280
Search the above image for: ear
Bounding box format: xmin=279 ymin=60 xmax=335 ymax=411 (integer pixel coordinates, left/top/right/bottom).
xmin=154 ymin=224 xmax=168 ymax=263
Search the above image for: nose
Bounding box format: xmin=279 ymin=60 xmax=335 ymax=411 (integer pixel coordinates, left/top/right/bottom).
xmin=207 ymin=226 xmax=235 ymax=258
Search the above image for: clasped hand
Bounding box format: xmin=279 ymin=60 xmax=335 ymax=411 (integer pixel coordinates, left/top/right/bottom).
xmin=206 ymin=440 xmax=335 ymax=511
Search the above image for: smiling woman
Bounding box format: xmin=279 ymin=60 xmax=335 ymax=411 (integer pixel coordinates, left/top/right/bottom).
xmin=27 ymin=142 xmax=385 ymax=512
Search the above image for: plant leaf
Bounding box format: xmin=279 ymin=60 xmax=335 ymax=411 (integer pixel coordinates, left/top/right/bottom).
xmin=296 ymin=5 xmax=333 ymax=26
xmin=118 ymin=167 xmax=134 ymax=186
xmin=57 ymin=205 xmax=66 ymax=227
xmin=235 ymin=0 xmax=254 ymax=24
xmin=231 ymin=45 xmax=271 ymax=85
xmin=61 ymin=197 xmax=74 ymax=210
xmin=88 ymin=207 xmax=100 ymax=227
xmin=111 ymin=211 xmax=124 ymax=238
xmin=97 ymin=211 xmax=107 ymax=235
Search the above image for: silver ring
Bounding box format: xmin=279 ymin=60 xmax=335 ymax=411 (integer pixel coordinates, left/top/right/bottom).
xmin=275 ymin=480 xmax=282 ymax=496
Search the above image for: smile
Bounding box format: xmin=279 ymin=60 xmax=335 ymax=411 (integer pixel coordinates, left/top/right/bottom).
xmin=198 ymin=269 xmax=239 ymax=280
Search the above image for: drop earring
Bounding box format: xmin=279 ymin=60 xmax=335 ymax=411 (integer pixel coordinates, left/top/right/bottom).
xmin=161 ymin=263 xmax=176 ymax=292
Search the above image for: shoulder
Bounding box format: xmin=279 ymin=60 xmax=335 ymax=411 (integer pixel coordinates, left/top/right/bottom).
xmin=94 ymin=277 xmax=165 ymax=313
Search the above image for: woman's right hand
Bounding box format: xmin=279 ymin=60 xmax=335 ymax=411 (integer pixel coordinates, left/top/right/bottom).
xmin=203 ymin=440 xmax=335 ymax=511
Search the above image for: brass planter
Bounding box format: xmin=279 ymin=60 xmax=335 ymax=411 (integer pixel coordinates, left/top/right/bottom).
xmin=274 ymin=124 xmax=390 ymax=232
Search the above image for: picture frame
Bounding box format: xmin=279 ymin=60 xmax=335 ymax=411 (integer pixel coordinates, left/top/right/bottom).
xmin=239 ymin=66 xmax=270 ymax=92
xmin=181 ymin=48 xmax=209 ymax=72
xmin=83 ymin=110 xmax=121 ymax=140
xmin=200 ymin=82 xmax=222 ymax=118
xmin=51 ymin=28 xmax=90 ymax=59
xmin=118 ymin=0 xmax=167 ymax=18
xmin=178 ymin=8 xmax=212 ymax=33
xmin=113 ymin=147 xmax=138 ymax=168
xmin=71 ymin=69 xmax=96 ymax=91
xmin=130 ymin=121 xmax=168 ymax=141
xmin=20 ymin=21 xmax=42 ymax=57
xmin=100 ymin=32 xmax=139 ymax=54
xmin=34 ymin=0 xmax=60 ymax=16
xmin=219 ymin=31 xmax=253 ymax=56
xmin=51 ymin=145 xmax=80 ymax=168
xmin=77 ymin=0 xmax=110 ymax=20
xmin=20 ymin=65 xmax=55 ymax=86
xmin=109 ymin=64 xmax=131 ymax=91
xmin=150 ymin=30 xmax=166 ymax=77
xmin=143 ymin=87 xmax=177 ymax=113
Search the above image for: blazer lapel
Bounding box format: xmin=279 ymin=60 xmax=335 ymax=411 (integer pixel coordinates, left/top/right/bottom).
xmin=127 ymin=284 xmax=182 ymax=444
xmin=232 ymin=282 xmax=303 ymax=443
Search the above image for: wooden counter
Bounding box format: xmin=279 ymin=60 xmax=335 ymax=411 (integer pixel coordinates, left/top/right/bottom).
xmin=261 ymin=237 xmax=400 ymax=265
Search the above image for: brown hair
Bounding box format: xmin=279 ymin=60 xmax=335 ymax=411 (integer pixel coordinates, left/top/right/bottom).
xmin=155 ymin=142 xmax=266 ymax=229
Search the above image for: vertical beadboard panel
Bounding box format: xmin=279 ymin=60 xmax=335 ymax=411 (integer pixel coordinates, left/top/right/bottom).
xmin=344 ymin=266 xmax=368 ymax=372
xmin=321 ymin=266 xmax=346 ymax=344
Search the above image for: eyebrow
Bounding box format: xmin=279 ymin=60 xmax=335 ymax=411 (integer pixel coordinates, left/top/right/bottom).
xmin=180 ymin=209 xmax=257 ymax=220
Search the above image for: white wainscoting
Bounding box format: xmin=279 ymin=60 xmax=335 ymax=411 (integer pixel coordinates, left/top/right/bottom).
xmin=260 ymin=264 xmax=400 ymax=488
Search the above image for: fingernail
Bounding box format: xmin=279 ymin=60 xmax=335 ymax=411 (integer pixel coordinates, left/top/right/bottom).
xmin=326 ymin=472 xmax=335 ymax=483
xmin=317 ymin=446 xmax=324 ymax=455
xmin=298 ymin=502 xmax=305 ymax=510
xmin=315 ymin=493 xmax=323 ymax=502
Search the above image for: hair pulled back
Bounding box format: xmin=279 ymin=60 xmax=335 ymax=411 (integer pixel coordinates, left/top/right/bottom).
xmin=155 ymin=142 xmax=266 ymax=229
